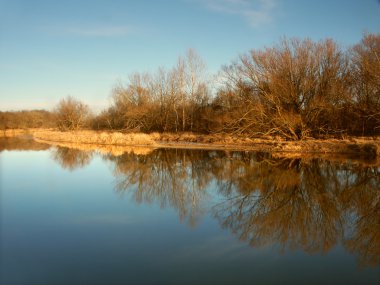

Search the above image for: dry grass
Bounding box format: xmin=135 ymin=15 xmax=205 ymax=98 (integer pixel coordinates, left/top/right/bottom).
xmin=34 ymin=130 xmax=157 ymax=146
xmin=6 ymin=128 xmax=375 ymax=158
xmin=157 ymin=132 xmax=257 ymax=144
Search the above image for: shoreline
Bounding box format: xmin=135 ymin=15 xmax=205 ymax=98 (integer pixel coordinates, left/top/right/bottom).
xmin=2 ymin=128 xmax=379 ymax=157
xmin=27 ymin=129 xmax=380 ymax=158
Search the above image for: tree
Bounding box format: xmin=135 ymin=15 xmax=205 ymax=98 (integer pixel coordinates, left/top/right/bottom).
xmin=350 ymin=33 xmax=380 ymax=135
xmin=215 ymin=38 xmax=349 ymax=139
xmin=54 ymin=96 xmax=91 ymax=131
xmin=0 ymin=110 xmax=55 ymax=130
xmin=177 ymin=49 xmax=208 ymax=132
xmin=109 ymin=73 xmax=155 ymax=132
xmin=184 ymin=49 xmax=209 ymax=131
xmin=95 ymin=49 xmax=210 ymax=133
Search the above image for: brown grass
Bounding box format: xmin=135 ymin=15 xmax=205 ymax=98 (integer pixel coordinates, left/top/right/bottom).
xmin=34 ymin=130 xmax=157 ymax=146
xmin=5 ymin=128 xmax=374 ymax=158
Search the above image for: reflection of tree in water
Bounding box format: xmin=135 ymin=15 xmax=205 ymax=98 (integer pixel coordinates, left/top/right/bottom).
xmin=341 ymin=166 xmax=380 ymax=267
xmin=106 ymin=149 xmax=215 ymax=226
xmin=213 ymin=157 xmax=343 ymax=252
xmin=103 ymin=148 xmax=379 ymax=267
xmin=52 ymin=147 xmax=93 ymax=171
xmin=212 ymin=155 xmax=380 ymax=267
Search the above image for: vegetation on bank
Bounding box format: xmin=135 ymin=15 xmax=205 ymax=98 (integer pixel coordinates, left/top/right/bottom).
xmin=32 ymin=129 xmax=380 ymax=158
xmin=33 ymin=130 xmax=156 ymax=146
xmin=0 ymin=110 xmax=54 ymax=131
xmin=1 ymin=33 xmax=379 ymax=141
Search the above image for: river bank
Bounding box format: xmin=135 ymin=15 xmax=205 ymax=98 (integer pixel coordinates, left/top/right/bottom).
xmin=26 ymin=129 xmax=380 ymax=158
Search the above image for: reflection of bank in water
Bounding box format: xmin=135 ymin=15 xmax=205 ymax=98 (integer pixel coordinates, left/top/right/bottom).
xmin=271 ymin=151 xmax=380 ymax=167
xmin=40 ymin=140 xmax=156 ymax=156
xmin=0 ymin=136 xmax=50 ymax=152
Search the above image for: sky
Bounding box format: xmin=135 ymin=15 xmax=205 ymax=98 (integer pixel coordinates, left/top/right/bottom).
xmin=0 ymin=0 xmax=379 ymax=111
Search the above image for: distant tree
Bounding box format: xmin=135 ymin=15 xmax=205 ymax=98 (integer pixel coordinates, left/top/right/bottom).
xmin=0 ymin=110 xmax=54 ymax=130
xmin=54 ymin=96 xmax=91 ymax=131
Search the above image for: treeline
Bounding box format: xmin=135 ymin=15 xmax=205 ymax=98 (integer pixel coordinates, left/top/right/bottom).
xmin=4 ymin=33 xmax=380 ymax=140
xmin=92 ymin=48 xmax=210 ymax=133
xmin=217 ymin=34 xmax=380 ymax=139
xmin=0 ymin=110 xmax=55 ymax=130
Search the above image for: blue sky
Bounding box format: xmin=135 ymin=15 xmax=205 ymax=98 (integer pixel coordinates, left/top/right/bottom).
xmin=0 ymin=0 xmax=379 ymax=111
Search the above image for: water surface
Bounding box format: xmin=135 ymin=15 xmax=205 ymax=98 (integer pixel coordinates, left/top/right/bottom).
xmin=0 ymin=137 xmax=379 ymax=285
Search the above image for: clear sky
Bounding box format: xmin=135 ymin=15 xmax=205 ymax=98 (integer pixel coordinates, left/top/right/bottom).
xmin=0 ymin=0 xmax=379 ymax=111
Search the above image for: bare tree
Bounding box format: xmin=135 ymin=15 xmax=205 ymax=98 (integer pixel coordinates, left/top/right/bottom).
xmin=174 ymin=56 xmax=187 ymax=131
xmin=184 ymin=49 xmax=209 ymax=131
xmin=215 ymin=38 xmax=349 ymax=139
xmin=0 ymin=110 xmax=55 ymax=130
xmin=350 ymin=33 xmax=380 ymax=135
xmin=54 ymin=96 xmax=91 ymax=131
xmin=97 ymin=49 xmax=209 ymax=133
xmin=90 ymin=36 xmax=379 ymax=137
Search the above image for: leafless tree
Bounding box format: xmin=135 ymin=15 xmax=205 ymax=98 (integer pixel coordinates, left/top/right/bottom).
xmin=350 ymin=33 xmax=380 ymax=135
xmin=215 ymin=38 xmax=350 ymax=139
xmin=90 ymin=34 xmax=379 ymax=137
xmin=54 ymin=96 xmax=91 ymax=131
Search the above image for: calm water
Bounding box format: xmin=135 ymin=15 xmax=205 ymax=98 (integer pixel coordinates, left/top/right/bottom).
xmin=0 ymin=137 xmax=379 ymax=285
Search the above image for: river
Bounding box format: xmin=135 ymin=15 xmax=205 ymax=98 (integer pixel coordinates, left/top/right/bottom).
xmin=0 ymin=137 xmax=379 ymax=285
